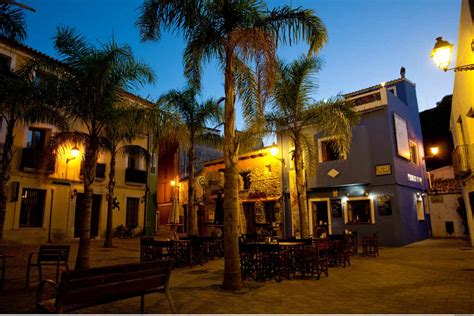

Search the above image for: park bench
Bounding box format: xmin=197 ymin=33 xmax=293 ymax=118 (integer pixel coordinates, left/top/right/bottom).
xmin=26 ymin=245 xmax=70 ymax=287
xmin=35 ymin=259 xmax=176 ymax=313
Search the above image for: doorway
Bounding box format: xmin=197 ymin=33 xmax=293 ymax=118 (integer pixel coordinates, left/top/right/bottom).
xmin=310 ymin=198 xmax=331 ymax=236
xmin=74 ymin=193 xmax=102 ymax=238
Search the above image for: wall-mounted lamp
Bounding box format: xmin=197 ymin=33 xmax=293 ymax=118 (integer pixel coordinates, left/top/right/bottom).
xmin=431 ymin=36 xmax=474 ymax=72
xmin=170 ymin=180 xmax=176 ymax=187
xmin=346 ymin=192 xmax=350 ymax=197
xmin=66 ymin=146 xmax=80 ymax=164
xmin=364 ymin=191 xmax=369 ymax=197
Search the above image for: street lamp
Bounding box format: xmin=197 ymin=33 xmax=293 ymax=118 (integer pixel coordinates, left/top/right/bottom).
xmin=429 ymin=146 xmax=440 ymax=156
xmin=66 ymin=146 xmax=80 ymax=164
xmin=431 ymin=36 xmax=474 ymax=72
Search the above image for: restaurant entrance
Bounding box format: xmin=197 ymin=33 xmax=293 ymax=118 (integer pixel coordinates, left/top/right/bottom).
xmin=310 ymin=199 xmax=331 ymax=237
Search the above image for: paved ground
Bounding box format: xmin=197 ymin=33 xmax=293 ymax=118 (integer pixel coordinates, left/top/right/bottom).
xmin=0 ymin=238 xmax=472 ymax=314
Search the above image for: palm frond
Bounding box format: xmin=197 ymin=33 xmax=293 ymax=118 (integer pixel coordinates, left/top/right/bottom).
xmin=0 ymin=3 xmax=26 ymax=42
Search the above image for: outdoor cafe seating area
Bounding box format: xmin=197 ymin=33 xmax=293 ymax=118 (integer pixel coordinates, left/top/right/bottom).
xmin=140 ymin=230 xmax=379 ymax=283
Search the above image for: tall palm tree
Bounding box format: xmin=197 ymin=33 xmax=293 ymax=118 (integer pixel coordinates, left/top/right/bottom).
xmin=267 ymin=56 xmax=359 ymax=238
xmin=103 ymin=106 xmax=149 ymax=248
xmin=158 ymin=87 xmax=221 ymax=236
xmin=137 ymin=0 xmax=327 ymax=290
xmin=0 ymin=60 xmax=66 ymax=238
xmin=50 ymin=27 xmax=155 ymax=269
xmin=0 ymin=2 xmax=27 ymax=42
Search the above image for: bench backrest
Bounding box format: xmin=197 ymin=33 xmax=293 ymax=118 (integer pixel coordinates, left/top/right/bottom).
xmin=38 ymin=245 xmax=70 ymax=263
xmin=56 ymin=260 xmax=173 ymax=311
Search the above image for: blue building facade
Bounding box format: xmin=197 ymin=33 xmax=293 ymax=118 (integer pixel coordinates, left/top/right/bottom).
xmin=279 ymin=78 xmax=431 ymax=246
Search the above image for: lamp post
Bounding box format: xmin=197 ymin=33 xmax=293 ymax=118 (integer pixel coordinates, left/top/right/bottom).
xmin=431 ymin=37 xmax=474 ymax=72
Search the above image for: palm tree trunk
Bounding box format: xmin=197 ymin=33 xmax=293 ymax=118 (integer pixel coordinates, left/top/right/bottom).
xmin=187 ymin=142 xmax=197 ymax=235
xmin=0 ymin=117 xmax=15 ymax=239
xmin=294 ymin=139 xmax=309 ymax=238
xmin=75 ymin=138 xmax=99 ymax=270
xmin=222 ymin=48 xmax=243 ymax=291
xmin=104 ymin=149 xmax=117 ymax=247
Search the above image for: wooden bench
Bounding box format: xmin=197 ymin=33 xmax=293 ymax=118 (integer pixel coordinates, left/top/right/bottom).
xmin=26 ymin=245 xmax=70 ymax=287
xmin=35 ymin=260 xmax=176 ymax=313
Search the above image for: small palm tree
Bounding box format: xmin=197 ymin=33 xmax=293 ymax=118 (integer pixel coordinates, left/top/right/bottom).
xmin=0 ymin=2 xmax=27 ymax=42
xmin=158 ymin=86 xmax=222 ymax=236
xmin=103 ymin=107 xmax=149 ymax=248
xmin=0 ymin=60 xmax=66 ymax=238
xmin=267 ymin=56 xmax=359 ymax=238
xmin=138 ymin=0 xmax=327 ymax=290
xmin=50 ymin=27 xmax=155 ymax=269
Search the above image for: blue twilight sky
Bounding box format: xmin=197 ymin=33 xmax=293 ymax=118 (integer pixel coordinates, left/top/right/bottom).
xmin=22 ymin=0 xmax=459 ymax=131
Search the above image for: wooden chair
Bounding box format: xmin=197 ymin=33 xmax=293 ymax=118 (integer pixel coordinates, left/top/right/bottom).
xmin=362 ymin=233 xmax=379 ymax=257
xmin=26 ymin=245 xmax=70 ymax=287
xmin=140 ymin=237 xmax=157 ymax=262
xmin=313 ymin=238 xmax=329 ymax=279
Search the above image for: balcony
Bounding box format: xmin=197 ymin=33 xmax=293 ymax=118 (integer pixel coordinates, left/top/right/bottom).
xmin=20 ymin=147 xmax=55 ymax=173
xmin=125 ymin=168 xmax=147 ymax=185
xmin=80 ymin=163 xmax=107 ymax=180
xmin=452 ymin=145 xmax=472 ymax=179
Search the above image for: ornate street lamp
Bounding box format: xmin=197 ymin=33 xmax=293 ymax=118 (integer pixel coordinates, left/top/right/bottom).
xmin=431 ymin=36 xmax=474 ymax=72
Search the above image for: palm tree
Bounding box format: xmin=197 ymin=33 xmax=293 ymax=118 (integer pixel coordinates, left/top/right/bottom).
xmin=267 ymin=56 xmax=359 ymax=238
xmin=103 ymin=107 xmax=149 ymax=248
xmin=0 ymin=60 xmax=66 ymax=238
xmin=49 ymin=27 xmax=155 ymax=269
xmin=0 ymin=2 xmax=27 ymax=42
xmin=137 ymin=0 xmax=327 ymax=290
xmin=158 ymin=87 xmax=221 ymax=236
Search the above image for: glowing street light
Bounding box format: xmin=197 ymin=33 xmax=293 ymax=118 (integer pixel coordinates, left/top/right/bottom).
xmin=429 ymin=146 xmax=440 ymax=156
xmin=66 ymin=146 xmax=80 ymax=164
xmin=269 ymin=144 xmax=279 ymax=157
xmin=170 ymin=180 xmax=176 ymax=187
xmin=431 ymin=37 xmax=453 ymax=71
xmin=431 ymin=36 xmax=474 ymax=72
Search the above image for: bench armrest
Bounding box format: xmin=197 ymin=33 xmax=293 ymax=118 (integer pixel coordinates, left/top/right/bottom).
xmin=27 ymin=251 xmax=38 ymax=266
xmin=36 ymin=279 xmax=58 ymax=308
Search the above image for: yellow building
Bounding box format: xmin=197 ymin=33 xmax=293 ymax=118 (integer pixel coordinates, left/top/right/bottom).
xmin=450 ymin=0 xmax=474 ymax=246
xmin=0 ymin=38 xmax=151 ymax=243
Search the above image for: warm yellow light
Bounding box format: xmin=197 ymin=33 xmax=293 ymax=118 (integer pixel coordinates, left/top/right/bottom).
xmin=269 ymin=144 xmax=279 ymax=157
xmin=431 ymin=37 xmax=453 ymax=71
xmin=170 ymin=180 xmax=176 ymax=186
xmin=430 ymin=146 xmax=439 ymax=156
xmin=70 ymin=146 xmax=80 ymax=158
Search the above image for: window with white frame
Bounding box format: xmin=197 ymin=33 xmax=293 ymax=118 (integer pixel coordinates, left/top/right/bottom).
xmin=387 ymin=87 xmax=397 ymax=96
xmin=345 ymin=198 xmax=375 ymax=224
xmin=318 ymin=137 xmax=345 ymax=163
xmin=19 ymin=188 xmax=46 ymax=228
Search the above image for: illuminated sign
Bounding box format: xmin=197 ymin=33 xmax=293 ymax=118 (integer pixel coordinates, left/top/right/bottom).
xmin=407 ymin=173 xmax=422 ymax=183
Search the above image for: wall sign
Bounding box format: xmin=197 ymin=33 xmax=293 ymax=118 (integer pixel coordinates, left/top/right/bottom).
xmin=393 ymin=113 xmax=410 ymax=160
xmin=377 ymin=195 xmax=392 ymax=216
xmin=330 ymin=199 xmax=342 ymax=217
xmin=430 ymin=195 xmax=444 ymax=203
xmin=408 ymin=173 xmax=423 ymax=183
xmin=375 ymin=164 xmax=392 ymax=176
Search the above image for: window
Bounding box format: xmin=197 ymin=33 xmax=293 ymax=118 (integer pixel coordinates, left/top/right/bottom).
xmin=409 ymin=141 xmax=418 ymax=164
xmin=127 ymin=153 xmax=144 ymax=170
xmin=150 ymin=153 xmax=157 ymax=175
xmin=19 ymin=188 xmax=46 ymax=227
xmin=126 ymin=197 xmax=140 ymax=227
xmin=240 ymin=172 xmax=251 ymax=190
xmin=264 ymin=202 xmax=276 ymax=223
xmin=346 ymin=199 xmax=374 ymax=224
xmin=0 ymin=54 xmax=11 ymax=74
xmin=27 ymin=128 xmax=47 ymax=150
xmin=387 ymin=87 xmax=397 ymax=96
xmin=319 ymin=139 xmax=344 ymax=162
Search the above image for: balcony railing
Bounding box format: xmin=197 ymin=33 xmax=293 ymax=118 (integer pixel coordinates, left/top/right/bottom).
xmin=452 ymin=145 xmax=472 ymax=179
xmin=125 ymin=168 xmax=147 ymax=184
xmin=20 ymin=147 xmax=55 ymax=173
